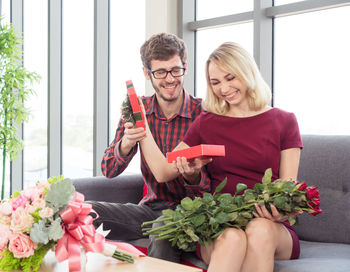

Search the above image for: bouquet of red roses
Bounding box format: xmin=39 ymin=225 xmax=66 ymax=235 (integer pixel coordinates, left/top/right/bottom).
xmin=143 ymin=168 xmax=322 ymax=252
xmin=0 ymin=176 xmax=137 ymax=272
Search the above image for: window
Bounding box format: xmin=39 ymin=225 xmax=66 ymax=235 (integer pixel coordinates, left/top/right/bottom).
xmin=62 ymin=0 xmax=94 ymax=178
xmin=196 ymin=24 xmax=253 ymax=99
xmin=184 ymin=0 xmax=350 ymax=135
xmin=23 ymin=0 xmax=48 ymax=187
xmin=109 ymin=0 xmax=145 ymax=174
xmin=0 ymin=0 xmax=11 ymax=198
xmin=274 ymin=6 xmax=350 ymax=135
xmin=196 ymin=0 xmax=253 ymax=20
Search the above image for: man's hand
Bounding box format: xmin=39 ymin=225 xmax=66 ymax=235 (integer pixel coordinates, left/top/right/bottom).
xmin=172 ymin=157 xmax=212 ymax=185
xmin=120 ymin=122 xmax=147 ymax=156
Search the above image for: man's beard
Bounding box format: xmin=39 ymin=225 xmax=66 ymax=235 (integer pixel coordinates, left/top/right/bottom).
xmin=150 ymin=77 xmax=183 ymax=102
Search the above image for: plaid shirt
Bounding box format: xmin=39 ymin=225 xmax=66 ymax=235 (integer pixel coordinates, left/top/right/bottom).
xmin=101 ymin=90 xmax=211 ymax=208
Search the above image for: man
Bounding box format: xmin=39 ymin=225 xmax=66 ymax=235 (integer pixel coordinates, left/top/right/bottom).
xmin=93 ymin=33 xmax=210 ymax=262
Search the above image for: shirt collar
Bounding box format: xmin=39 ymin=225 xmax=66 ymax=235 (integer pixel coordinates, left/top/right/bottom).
xmin=145 ymin=89 xmax=193 ymax=119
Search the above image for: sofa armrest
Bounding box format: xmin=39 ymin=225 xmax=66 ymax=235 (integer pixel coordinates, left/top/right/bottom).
xmin=72 ymin=174 xmax=144 ymax=204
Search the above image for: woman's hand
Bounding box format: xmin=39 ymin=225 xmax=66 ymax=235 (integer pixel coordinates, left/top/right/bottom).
xmin=253 ymin=204 xmax=303 ymax=223
xmin=172 ymin=157 xmax=212 ymax=185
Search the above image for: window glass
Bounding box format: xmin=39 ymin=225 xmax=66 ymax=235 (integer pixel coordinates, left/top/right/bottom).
xmin=109 ymin=0 xmax=145 ymax=174
xmin=62 ymin=0 xmax=94 ymax=178
xmin=274 ymin=6 xmax=350 ymax=135
xmin=196 ymin=0 xmax=253 ymax=20
xmin=1 ymin=0 xmax=10 ymax=24
xmin=23 ymin=0 xmax=48 ymax=187
xmin=196 ymin=23 xmax=253 ymax=99
xmin=0 ymin=0 xmax=11 ymax=198
xmin=274 ymin=0 xmax=304 ymax=5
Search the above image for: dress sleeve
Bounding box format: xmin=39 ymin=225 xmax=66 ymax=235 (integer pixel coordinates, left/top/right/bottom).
xmin=182 ymin=113 xmax=203 ymax=147
xmin=281 ymin=112 xmax=303 ymax=150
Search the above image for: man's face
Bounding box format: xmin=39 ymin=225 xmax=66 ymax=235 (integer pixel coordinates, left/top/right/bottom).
xmin=143 ymin=55 xmax=187 ymax=103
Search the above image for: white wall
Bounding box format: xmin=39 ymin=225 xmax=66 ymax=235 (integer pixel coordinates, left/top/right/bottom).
xmin=144 ymin=0 xmax=178 ymax=95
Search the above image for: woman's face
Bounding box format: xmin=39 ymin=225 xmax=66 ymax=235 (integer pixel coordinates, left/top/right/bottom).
xmin=208 ymin=62 xmax=249 ymax=107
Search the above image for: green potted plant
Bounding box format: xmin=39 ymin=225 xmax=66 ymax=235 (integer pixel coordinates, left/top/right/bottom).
xmin=0 ymin=18 xmax=40 ymax=199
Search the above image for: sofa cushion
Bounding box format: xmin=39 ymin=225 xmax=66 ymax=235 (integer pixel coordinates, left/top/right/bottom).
xmin=295 ymin=135 xmax=350 ymax=244
xmin=274 ymin=240 xmax=350 ymax=272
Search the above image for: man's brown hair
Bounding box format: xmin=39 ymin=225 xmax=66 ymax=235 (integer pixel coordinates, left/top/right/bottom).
xmin=140 ymin=33 xmax=187 ymax=69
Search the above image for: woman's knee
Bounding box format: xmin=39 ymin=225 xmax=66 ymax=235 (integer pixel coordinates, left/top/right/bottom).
xmin=201 ymin=228 xmax=246 ymax=264
xmin=216 ymin=228 xmax=247 ymax=248
xmin=245 ymin=218 xmax=278 ymax=246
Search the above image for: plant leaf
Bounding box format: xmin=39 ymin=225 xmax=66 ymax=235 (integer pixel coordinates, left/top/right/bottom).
xmin=215 ymin=177 xmax=227 ymax=193
xmin=236 ymin=183 xmax=247 ymax=194
xmin=262 ymin=168 xmax=272 ymax=184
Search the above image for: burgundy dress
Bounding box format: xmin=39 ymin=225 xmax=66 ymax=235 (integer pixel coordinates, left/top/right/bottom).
xmin=183 ymin=108 xmax=303 ymax=260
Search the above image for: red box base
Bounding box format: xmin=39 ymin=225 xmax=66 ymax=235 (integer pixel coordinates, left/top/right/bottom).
xmin=166 ymin=144 xmax=225 ymax=163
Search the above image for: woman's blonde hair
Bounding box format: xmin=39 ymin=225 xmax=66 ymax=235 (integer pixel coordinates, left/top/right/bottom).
xmin=203 ymin=42 xmax=272 ymax=115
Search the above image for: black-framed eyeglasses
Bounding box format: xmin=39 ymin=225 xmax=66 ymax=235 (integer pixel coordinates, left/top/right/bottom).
xmin=147 ymin=67 xmax=186 ymax=79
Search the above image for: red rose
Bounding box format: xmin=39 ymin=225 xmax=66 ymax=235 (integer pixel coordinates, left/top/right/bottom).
xmin=308 ymin=200 xmax=320 ymax=209
xmin=310 ymin=207 xmax=322 ymax=216
xmin=306 ymin=187 xmax=320 ymax=200
xmin=297 ymin=182 xmax=308 ymax=191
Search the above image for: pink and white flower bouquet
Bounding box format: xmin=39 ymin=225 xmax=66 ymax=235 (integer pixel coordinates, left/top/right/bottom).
xmin=0 ymin=176 xmax=139 ymax=272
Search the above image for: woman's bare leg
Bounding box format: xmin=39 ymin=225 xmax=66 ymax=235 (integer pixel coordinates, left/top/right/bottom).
xmin=241 ymin=218 xmax=293 ymax=272
xmin=200 ymin=228 xmax=247 ymax=272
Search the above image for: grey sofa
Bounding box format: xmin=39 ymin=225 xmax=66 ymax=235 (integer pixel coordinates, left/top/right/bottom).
xmin=73 ymin=135 xmax=350 ymax=272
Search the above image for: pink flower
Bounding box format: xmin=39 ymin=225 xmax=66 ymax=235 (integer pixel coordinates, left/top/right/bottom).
xmin=0 ymin=201 xmax=13 ymax=215
xmin=8 ymin=232 xmax=36 ymax=258
xmin=23 ymin=187 xmax=42 ymax=201
xmin=39 ymin=207 xmax=53 ymax=219
xmin=31 ymin=198 xmax=46 ymax=210
xmin=11 ymin=195 xmax=29 ymax=211
xmin=0 ymin=224 xmax=12 ymax=254
xmin=0 ymin=213 xmax=11 ymax=224
xmin=10 ymin=207 xmax=34 ymax=233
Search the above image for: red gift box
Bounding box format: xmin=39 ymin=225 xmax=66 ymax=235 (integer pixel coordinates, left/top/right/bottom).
xmin=166 ymin=144 xmax=225 ymax=163
xmin=126 ymin=80 xmax=145 ymax=129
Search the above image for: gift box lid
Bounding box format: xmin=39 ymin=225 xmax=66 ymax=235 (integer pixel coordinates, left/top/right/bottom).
xmin=166 ymin=144 xmax=225 ymax=163
xmin=126 ymin=80 xmax=145 ymax=129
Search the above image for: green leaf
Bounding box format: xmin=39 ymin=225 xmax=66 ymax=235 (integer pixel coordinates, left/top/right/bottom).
xmin=45 ymin=178 xmax=75 ymax=212
xmin=48 ymin=218 xmax=64 ymax=241
xmin=215 ymin=177 xmax=227 ymax=193
xmin=202 ymin=192 xmax=214 ymax=203
xmin=30 ymin=220 xmax=49 ymax=244
xmin=281 ymin=181 xmax=296 ymax=192
xmin=183 ymin=227 xmax=199 ymax=242
xmin=262 ymin=168 xmax=272 ymax=184
xmin=217 ymin=193 xmax=234 ymax=206
xmin=191 ymin=214 xmax=206 ymax=227
xmin=228 ymin=212 xmax=238 ymax=221
xmin=215 ymin=211 xmax=231 ymax=224
xmin=180 ymin=197 xmax=194 ymax=211
xmin=273 ymin=196 xmax=287 ymax=209
xmin=162 ymin=209 xmax=174 ymax=218
xmin=210 ymin=228 xmax=226 ymax=239
xmin=236 ymin=183 xmax=247 ymax=194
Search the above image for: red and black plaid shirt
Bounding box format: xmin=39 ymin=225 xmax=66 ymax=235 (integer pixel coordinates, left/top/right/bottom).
xmin=101 ymin=90 xmax=210 ymax=208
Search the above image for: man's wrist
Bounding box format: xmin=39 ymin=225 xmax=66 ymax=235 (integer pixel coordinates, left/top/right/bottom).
xmin=119 ymin=140 xmax=134 ymax=157
xmin=183 ymin=173 xmax=201 ymax=185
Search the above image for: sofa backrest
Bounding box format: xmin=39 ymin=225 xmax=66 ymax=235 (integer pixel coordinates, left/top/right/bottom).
xmin=294 ymin=135 xmax=350 ymax=244
xmin=73 ymin=174 xmax=144 ymax=204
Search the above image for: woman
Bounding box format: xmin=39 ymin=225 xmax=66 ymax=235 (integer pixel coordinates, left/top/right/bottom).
xmin=139 ymin=42 xmax=303 ymax=272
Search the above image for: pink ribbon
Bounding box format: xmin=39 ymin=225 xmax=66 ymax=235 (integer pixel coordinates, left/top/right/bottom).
xmin=55 ymin=192 xmax=105 ymax=271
